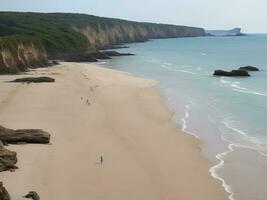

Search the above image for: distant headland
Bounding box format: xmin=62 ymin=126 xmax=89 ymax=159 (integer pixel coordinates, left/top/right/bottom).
xmin=206 ymin=28 xmax=246 ymax=36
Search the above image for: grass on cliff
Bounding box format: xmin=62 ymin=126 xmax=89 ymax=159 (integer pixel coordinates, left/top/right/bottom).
xmin=0 ymin=35 xmax=43 ymax=52
xmin=0 ymin=12 xmax=90 ymax=54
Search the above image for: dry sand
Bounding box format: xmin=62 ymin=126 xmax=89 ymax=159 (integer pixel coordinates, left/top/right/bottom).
xmin=0 ymin=62 xmax=228 ymax=200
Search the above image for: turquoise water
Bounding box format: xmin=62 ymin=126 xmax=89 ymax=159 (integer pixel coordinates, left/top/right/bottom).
xmin=99 ymin=35 xmax=267 ymax=200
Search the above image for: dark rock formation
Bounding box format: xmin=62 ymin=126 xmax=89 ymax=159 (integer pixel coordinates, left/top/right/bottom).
xmin=213 ymin=69 xmax=251 ymax=77
xmin=0 ymin=182 xmax=11 ymax=200
xmin=239 ymin=66 xmax=259 ymax=71
xmin=51 ymin=60 xmax=60 ymax=65
xmin=63 ymin=50 xmax=133 ymax=62
xmin=10 ymin=77 xmax=55 ymax=83
xmin=24 ymin=191 xmax=40 ymax=200
xmin=0 ymin=126 xmax=50 ymax=144
xmin=0 ymin=141 xmax=17 ymax=172
xmin=63 ymin=52 xmax=100 ymax=62
xmin=102 ymin=51 xmax=134 ymax=57
xmin=100 ymin=45 xmax=129 ymax=50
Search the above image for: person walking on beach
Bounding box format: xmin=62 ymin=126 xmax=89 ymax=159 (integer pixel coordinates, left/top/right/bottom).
xmin=100 ymin=156 xmax=103 ymax=164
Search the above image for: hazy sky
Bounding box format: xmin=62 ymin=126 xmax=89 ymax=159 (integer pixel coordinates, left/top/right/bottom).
xmin=1 ymin=0 xmax=266 ymax=33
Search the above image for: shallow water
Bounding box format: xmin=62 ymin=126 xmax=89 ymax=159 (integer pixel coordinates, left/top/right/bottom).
xmin=99 ymin=35 xmax=267 ymax=200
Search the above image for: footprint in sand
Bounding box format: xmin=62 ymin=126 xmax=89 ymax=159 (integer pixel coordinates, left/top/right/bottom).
xmin=81 ymin=72 xmax=90 ymax=80
xmin=85 ymin=99 xmax=91 ymax=106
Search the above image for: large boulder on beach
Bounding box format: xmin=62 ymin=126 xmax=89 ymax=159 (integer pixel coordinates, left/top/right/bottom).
xmin=10 ymin=77 xmax=55 ymax=83
xmin=239 ymin=66 xmax=259 ymax=71
xmin=0 ymin=182 xmax=11 ymax=200
xmin=24 ymin=191 xmax=40 ymax=200
xmin=213 ymin=69 xmax=250 ymax=77
xmin=0 ymin=126 xmax=50 ymax=144
xmin=0 ymin=141 xmax=17 ymax=172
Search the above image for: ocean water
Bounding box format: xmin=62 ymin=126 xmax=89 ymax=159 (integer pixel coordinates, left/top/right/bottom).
xmin=99 ymin=35 xmax=267 ymax=200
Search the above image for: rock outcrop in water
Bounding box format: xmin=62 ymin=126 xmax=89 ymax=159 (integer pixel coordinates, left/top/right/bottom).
xmin=239 ymin=66 xmax=259 ymax=71
xmin=213 ymin=65 xmax=260 ymax=77
xmin=213 ymin=69 xmax=251 ymax=77
xmin=103 ymin=51 xmax=134 ymax=57
xmin=0 ymin=125 xmax=50 ymax=144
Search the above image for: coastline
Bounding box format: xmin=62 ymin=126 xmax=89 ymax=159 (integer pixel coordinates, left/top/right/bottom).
xmin=0 ymin=62 xmax=228 ymax=199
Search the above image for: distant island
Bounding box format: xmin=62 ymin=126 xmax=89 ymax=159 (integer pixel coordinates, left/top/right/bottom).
xmin=206 ymin=28 xmax=246 ymax=36
xmin=0 ymin=12 xmax=205 ymax=74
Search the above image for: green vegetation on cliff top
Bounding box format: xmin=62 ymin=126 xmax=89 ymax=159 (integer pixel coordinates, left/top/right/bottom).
xmin=0 ymin=12 xmax=205 ymax=55
xmin=0 ymin=12 xmax=91 ymax=54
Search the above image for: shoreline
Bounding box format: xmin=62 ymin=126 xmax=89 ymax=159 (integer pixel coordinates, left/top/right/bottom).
xmin=0 ymin=62 xmax=228 ymax=199
xmin=154 ymin=85 xmax=234 ymax=200
xmin=155 ymin=82 xmax=235 ymax=200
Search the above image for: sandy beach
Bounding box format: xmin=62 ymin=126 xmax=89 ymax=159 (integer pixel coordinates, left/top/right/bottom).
xmin=0 ymin=62 xmax=228 ymax=200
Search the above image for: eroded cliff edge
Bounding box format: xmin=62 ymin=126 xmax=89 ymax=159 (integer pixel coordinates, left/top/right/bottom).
xmin=0 ymin=37 xmax=48 ymax=74
xmin=0 ymin=12 xmax=205 ymax=73
xmin=74 ymin=22 xmax=205 ymax=48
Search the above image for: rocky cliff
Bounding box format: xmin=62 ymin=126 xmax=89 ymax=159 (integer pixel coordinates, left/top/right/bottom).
xmin=0 ymin=12 xmax=205 ymax=73
xmin=74 ymin=23 xmax=205 ymax=49
xmin=0 ymin=39 xmax=48 ymax=74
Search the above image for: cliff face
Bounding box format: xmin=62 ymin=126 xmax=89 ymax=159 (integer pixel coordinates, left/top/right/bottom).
xmin=0 ymin=42 xmax=48 ymax=74
xmin=0 ymin=12 xmax=206 ymax=74
xmin=74 ymin=23 xmax=205 ymax=48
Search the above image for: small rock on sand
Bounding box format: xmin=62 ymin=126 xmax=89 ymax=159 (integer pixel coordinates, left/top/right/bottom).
xmin=24 ymin=191 xmax=40 ymax=200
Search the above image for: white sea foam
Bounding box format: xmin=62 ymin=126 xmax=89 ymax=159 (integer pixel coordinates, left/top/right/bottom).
xmin=209 ymin=142 xmax=235 ymax=200
xmin=160 ymin=64 xmax=172 ymax=70
xmin=159 ymin=61 xmax=208 ymax=76
xmin=220 ymin=78 xmax=267 ymax=97
xmin=174 ymin=69 xmax=197 ymax=75
xmin=161 ymin=89 xmax=235 ymax=200
xmin=160 ymin=64 xmax=198 ymax=75
xmin=97 ymin=61 xmax=107 ymax=65
xmin=180 ymin=101 xmax=200 ymax=139
xmin=163 ymin=62 xmax=173 ymax=66
xmin=232 ymin=88 xmax=267 ymax=97
xmin=179 ymin=102 xmax=234 ymax=200
xmin=219 ymin=78 xmax=240 ymax=85
xmin=211 ymin=118 xmax=267 ymax=200
xmin=221 ymin=119 xmax=267 ymax=155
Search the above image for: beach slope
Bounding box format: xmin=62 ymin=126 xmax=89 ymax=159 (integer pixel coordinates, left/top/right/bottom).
xmin=0 ymin=63 xmax=227 ymax=200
